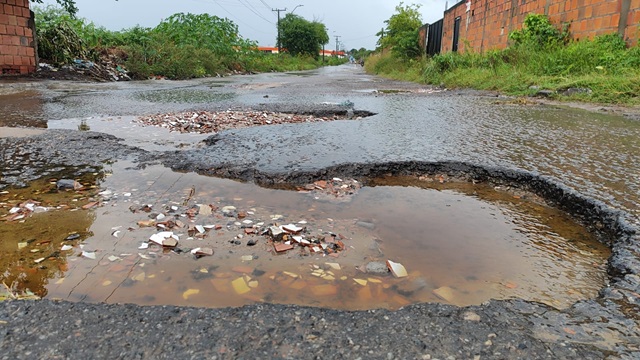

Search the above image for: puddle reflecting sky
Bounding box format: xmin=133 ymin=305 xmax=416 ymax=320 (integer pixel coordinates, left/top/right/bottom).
xmin=1 ymin=161 xmax=609 ymax=310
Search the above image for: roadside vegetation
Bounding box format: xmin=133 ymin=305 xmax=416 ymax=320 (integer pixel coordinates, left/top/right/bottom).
xmin=33 ymin=5 xmax=347 ymax=80
xmin=367 ymin=5 xmax=640 ymax=105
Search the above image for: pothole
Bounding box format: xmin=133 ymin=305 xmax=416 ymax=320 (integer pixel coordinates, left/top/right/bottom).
xmin=0 ymin=162 xmax=610 ymax=310
xmin=134 ymin=109 xmax=377 ymax=134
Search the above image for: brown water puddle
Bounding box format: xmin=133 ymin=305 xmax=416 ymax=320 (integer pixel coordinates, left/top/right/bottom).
xmin=0 ymin=162 xmax=610 ymax=310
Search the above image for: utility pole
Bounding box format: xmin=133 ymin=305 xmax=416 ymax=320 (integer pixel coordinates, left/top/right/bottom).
xmin=334 ymin=35 xmax=341 ymax=55
xmin=273 ymin=8 xmax=286 ymax=53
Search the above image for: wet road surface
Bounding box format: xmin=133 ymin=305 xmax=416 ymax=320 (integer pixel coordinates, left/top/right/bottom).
xmin=1 ymin=65 xmax=640 ymax=358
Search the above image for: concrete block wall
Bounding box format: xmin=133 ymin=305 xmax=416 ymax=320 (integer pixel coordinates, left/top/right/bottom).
xmin=0 ymin=0 xmax=36 ymax=75
xmin=441 ymin=0 xmax=638 ymax=54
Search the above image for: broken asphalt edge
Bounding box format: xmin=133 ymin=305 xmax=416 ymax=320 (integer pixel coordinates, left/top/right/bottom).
xmin=1 ymin=131 xmax=639 ymax=358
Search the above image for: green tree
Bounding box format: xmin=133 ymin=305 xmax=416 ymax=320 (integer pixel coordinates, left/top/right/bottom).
xmin=378 ymin=2 xmax=423 ymax=58
xmin=278 ymin=14 xmax=329 ymax=57
xmin=154 ymin=13 xmax=252 ymax=58
xmin=31 ymin=0 xmax=78 ymax=16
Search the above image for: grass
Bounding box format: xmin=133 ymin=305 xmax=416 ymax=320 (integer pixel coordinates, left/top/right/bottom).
xmin=366 ymin=35 xmax=640 ymax=105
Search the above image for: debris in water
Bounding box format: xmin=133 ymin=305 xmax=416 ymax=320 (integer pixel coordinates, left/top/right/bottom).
xmin=386 ymin=260 xmax=408 ymax=278
xmin=191 ymin=247 xmax=214 ymax=257
xmin=56 ymin=179 xmax=83 ymax=190
xmin=81 ymin=251 xmax=96 ymax=260
xmin=182 ymin=288 xmax=200 ymax=300
xmin=232 ymin=277 xmax=251 ymax=295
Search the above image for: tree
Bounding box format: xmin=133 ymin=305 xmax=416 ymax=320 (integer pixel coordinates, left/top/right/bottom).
xmin=378 ymin=2 xmax=423 ymax=58
xmin=31 ymin=0 xmax=78 ymax=16
xmin=278 ymin=14 xmax=328 ymax=57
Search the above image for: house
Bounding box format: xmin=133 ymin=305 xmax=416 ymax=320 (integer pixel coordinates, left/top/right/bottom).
xmin=1 ymin=0 xmax=37 ymax=75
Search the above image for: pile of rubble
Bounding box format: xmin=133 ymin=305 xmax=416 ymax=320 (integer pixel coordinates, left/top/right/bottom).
xmin=35 ymin=54 xmax=131 ymax=82
xmin=297 ymin=178 xmax=362 ymax=202
xmin=134 ymin=110 xmax=348 ymax=134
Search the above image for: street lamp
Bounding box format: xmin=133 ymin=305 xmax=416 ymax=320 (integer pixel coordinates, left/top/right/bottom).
xmin=291 ymin=4 xmax=303 ymax=14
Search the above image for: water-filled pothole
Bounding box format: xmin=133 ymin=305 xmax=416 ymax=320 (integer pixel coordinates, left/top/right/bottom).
xmin=0 ymin=162 xmax=609 ymax=309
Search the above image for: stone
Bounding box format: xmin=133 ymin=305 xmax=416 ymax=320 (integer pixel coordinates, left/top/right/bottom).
xmin=365 ymin=262 xmax=390 ymax=275
xmin=535 ymin=89 xmax=554 ymax=97
xmin=356 ymin=221 xmax=375 ymax=230
xmin=462 ymin=311 xmax=481 ymax=322
xmin=221 ymin=206 xmax=237 ymax=217
xmin=57 ymin=179 xmax=83 ymax=190
xmin=269 ymin=226 xmax=285 ymax=241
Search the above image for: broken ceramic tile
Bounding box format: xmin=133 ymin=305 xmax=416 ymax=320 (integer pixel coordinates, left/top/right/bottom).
xmin=274 ymin=243 xmax=294 ymax=253
xmin=241 ymin=255 xmax=254 ymax=261
xmin=269 ymin=226 xmax=284 ymax=241
xmin=282 ymin=224 xmax=303 ymax=234
xmin=34 ymin=257 xmax=46 ymax=264
xmin=386 ymin=260 xmax=408 ymax=278
xmin=282 ymin=271 xmax=299 ymax=278
xmin=353 ymin=278 xmax=368 ymax=286
xmin=138 ymin=243 xmax=149 ymax=250
xmin=231 ymin=277 xmax=251 ymax=295
xmin=108 ymin=255 xmax=121 ymax=262
xmin=81 ymin=251 xmax=96 ymax=260
xmin=182 ymin=288 xmax=200 ymax=300
xmin=433 ymin=286 xmax=455 ymax=302
xmin=149 ymin=231 xmax=178 ymax=247
xmin=191 ymin=247 xmax=214 ymax=257
xmin=137 ymin=220 xmax=155 ymax=227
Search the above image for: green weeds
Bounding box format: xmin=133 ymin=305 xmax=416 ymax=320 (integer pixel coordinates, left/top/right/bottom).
xmin=367 ymin=14 xmax=640 ymax=105
xmin=33 ymin=5 xmax=347 ymax=80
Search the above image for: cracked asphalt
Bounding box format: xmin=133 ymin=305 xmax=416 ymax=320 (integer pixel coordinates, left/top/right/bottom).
xmin=1 ymin=65 xmax=639 ymax=359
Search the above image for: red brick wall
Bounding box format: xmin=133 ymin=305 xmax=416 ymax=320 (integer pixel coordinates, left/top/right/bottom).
xmin=1 ymin=0 xmax=36 ymax=75
xmin=441 ymin=0 xmax=638 ymax=54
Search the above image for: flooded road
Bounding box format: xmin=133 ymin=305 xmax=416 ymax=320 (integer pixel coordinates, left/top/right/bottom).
xmin=1 ymin=161 xmax=609 ymax=310
xmin=0 ymin=65 xmax=636 ymax=308
xmin=4 ymin=66 xmax=635 ymax=220
xmin=2 ymin=65 xmax=640 ymax=358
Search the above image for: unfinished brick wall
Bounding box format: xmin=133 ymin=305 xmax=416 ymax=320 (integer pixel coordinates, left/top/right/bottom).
xmin=441 ymin=0 xmax=638 ymax=54
xmin=1 ymin=0 xmax=36 ymax=75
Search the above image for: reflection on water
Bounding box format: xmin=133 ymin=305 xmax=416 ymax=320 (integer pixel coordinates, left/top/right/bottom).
xmin=0 ymin=91 xmax=46 ymax=128
xmin=7 ymin=162 xmax=607 ymax=310
xmin=0 ymin=178 xmax=97 ymax=297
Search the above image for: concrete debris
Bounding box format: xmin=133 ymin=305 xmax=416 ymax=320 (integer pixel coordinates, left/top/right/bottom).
xmin=135 ymin=110 xmax=356 ymax=134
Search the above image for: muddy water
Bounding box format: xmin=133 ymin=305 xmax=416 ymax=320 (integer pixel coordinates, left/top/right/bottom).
xmin=1 ymin=162 xmax=609 ymax=310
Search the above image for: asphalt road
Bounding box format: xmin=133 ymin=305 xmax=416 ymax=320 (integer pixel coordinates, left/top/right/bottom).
xmin=1 ymin=65 xmax=639 ymax=359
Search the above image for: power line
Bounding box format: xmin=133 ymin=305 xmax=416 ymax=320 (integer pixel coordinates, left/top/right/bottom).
xmin=258 ymin=0 xmax=272 ymax=11
xmin=209 ymin=0 xmax=272 ymax=34
xmin=237 ymin=0 xmax=275 ymax=24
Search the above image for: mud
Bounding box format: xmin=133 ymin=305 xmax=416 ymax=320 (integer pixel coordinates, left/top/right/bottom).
xmin=1 ymin=66 xmax=639 ymax=358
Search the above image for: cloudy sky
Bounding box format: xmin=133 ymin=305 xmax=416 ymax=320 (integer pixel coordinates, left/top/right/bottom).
xmin=38 ymin=0 xmax=451 ymax=50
